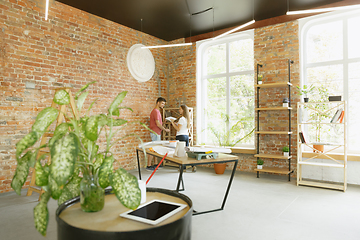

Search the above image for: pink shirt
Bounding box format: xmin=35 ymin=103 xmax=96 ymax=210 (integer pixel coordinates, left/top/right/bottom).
xmin=150 ymin=108 xmax=162 ymax=135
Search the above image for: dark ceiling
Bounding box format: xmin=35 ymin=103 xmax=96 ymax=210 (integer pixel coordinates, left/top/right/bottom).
xmin=57 ymin=0 xmax=342 ymax=41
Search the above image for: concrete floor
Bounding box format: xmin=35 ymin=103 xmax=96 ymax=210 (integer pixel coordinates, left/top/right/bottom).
xmin=1 ymin=166 xmax=360 ymax=240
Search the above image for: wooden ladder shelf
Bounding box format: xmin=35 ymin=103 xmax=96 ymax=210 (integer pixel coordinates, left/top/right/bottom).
xmin=26 ymin=87 xmax=79 ymax=200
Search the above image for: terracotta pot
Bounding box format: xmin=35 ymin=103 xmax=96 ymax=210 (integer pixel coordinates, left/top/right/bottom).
xmin=313 ymin=144 xmax=324 ymax=153
xmin=214 ymin=163 xmax=226 ymax=174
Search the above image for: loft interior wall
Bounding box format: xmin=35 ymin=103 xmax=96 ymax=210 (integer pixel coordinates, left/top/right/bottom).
xmin=0 ymin=0 xmax=169 ymax=193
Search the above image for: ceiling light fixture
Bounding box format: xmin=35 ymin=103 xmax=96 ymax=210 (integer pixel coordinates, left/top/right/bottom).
xmin=45 ymin=0 xmax=49 ymax=20
xmin=286 ymin=3 xmax=360 ymax=15
xmin=212 ymin=19 xmax=255 ymax=40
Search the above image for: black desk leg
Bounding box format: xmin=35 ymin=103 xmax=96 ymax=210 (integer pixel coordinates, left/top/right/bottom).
xmin=220 ymin=161 xmax=238 ymax=210
xmin=176 ymin=165 xmax=185 ymax=192
xmin=136 ymin=149 xmax=141 ymax=180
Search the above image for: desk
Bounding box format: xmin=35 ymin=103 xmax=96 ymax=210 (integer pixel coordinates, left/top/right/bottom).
xmin=136 ymin=146 xmax=239 ymax=215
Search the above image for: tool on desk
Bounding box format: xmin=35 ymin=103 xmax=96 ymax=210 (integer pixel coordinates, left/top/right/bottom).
xmin=146 ymin=153 xmax=168 ymax=185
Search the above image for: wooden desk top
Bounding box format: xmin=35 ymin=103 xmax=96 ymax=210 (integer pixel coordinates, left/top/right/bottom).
xmin=59 ymin=191 xmax=190 ymax=232
xmin=137 ymin=146 xmax=239 ymax=165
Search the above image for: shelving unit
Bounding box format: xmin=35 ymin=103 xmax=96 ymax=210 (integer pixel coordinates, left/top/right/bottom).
xmin=297 ymin=101 xmax=347 ymax=191
xmin=254 ymin=59 xmax=294 ymax=181
xmin=162 ymin=107 xmax=194 ymax=146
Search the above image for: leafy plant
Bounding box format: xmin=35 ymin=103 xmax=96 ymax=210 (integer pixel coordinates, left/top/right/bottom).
xmin=206 ymin=114 xmax=255 ymax=147
xmin=282 ymin=146 xmax=289 ymax=152
xmin=11 ymin=82 xmax=150 ymax=236
xmin=296 ymin=84 xmax=315 ymax=98
xmin=257 ymin=159 xmax=264 ymax=165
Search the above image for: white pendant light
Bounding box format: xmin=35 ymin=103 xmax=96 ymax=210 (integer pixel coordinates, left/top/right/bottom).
xmin=212 ymin=20 xmax=255 ymax=40
xmin=45 ymin=0 xmax=49 ymax=20
xmin=286 ymin=3 xmax=360 ymax=15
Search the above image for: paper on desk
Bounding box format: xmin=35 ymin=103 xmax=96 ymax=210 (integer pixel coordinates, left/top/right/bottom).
xmin=165 ymin=116 xmax=177 ymax=121
xmin=185 ymin=146 xmax=231 ymax=154
xmin=151 ymin=146 xmax=175 ymax=155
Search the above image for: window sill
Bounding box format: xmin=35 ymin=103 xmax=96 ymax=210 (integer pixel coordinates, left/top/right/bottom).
xmin=302 ymin=152 xmax=360 ymax=162
xmin=194 ymin=145 xmax=256 ymax=155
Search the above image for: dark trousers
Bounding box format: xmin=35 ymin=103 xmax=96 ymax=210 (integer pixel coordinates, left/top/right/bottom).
xmin=176 ymin=135 xmax=189 ymax=147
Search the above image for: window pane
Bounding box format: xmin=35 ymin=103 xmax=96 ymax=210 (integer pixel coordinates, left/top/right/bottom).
xmin=348 ymin=62 xmax=360 ymax=151
xmin=204 ymin=77 xmax=226 ymax=145
xmin=348 ymin=16 xmax=360 ymax=59
xmin=205 ymin=44 xmax=226 ymax=75
xmin=306 ymin=21 xmax=343 ymax=63
xmin=307 ymin=65 xmax=343 ymax=100
xmin=230 ymin=74 xmax=255 ymax=145
xmin=230 ymin=39 xmax=253 ymax=72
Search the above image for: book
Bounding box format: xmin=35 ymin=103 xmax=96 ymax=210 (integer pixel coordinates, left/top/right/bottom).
xmin=330 ymin=109 xmax=342 ymax=123
xmin=165 ymin=116 xmax=176 ymax=121
xmin=339 ymin=110 xmax=344 ymax=123
xmin=299 ymin=131 xmax=306 ymax=143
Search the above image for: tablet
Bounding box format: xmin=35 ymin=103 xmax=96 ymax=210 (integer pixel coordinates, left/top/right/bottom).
xmin=119 ymin=199 xmax=187 ymax=225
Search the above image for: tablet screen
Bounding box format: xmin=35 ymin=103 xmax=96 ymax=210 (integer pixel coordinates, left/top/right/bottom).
xmin=120 ymin=200 xmax=187 ymax=225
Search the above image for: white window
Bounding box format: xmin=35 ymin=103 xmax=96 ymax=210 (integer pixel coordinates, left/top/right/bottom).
xmin=300 ymin=9 xmax=360 ymax=153
xmin=196 ymin=30 xmax=255 ymax=148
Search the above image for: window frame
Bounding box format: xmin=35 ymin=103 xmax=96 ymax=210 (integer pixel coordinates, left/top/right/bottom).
xmin=196 ymin=29 xmax=255 ymax=148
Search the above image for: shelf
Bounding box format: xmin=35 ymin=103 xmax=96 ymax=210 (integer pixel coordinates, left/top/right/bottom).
xmin=298 ymin=122 xmax=345 ymax=125
xmin=298 ymin=162 xmax=345 ymax=168
xmin=256 ymin=131 xmax=292 ymax=135
xmin=256 ymin=107 xmax=292 ymax=111
xmin=254 ymin=154 xmax=291 ymax=159
xmin=254 ymin=167 xmax=293 ymax=175
xmin=297 ymin=180 xmax=345 ymax=191
xmin=255 ymin=82 xmax=292 ymax=88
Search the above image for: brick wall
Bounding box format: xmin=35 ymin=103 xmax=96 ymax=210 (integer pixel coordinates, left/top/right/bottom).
xmin=0 ymin=0 xmax=170 ymax=193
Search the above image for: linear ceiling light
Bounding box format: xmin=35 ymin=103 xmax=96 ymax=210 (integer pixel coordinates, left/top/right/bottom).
xmin=45 ymin=0 xmax=49 ymax=20
xmin=141 ymin=42 xmax=193 ymax=49
xmin=212 ymin=20 xmax=255 ymax=40
xmin=286 ymin=4 xmax=360 ymax=15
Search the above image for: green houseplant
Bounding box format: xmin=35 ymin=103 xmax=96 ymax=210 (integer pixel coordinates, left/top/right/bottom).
xmin=257 ymin=159 xmax=264 ymax=169
xmin=296 ymin=84 xmax=315 ymax=102
xmin=282 ymin=146 xmax=289 ymax=157
xmin=11 ymin=82 xmax=149 ymax=236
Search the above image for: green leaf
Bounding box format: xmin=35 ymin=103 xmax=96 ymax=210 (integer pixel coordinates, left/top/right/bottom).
xmin=110 ymin=168 xmax=141 ymax=210
xmin=58 ymin=174 xmax=82 ymax=206
xmin=53 ymin=89 xmax=70 ymax=105
xmin=54 ymin=122 xmax=70 ymax=136
xmin=108 ymin=91 xmax=127 ymax=116
xmin=111 ymin=119 xmax=127 ymax=127
xmin=112 ymin=108 xmax=120 ymax=117
xmin=50 ymin=133 xmax=79 ymax=186
xmin=11 ymin=151 xmax=32 ymax=195
xmin=84 ymin=115 xmax=99 ymax=141
xmin=77 ymin=91 xmax=89 ymax=112
xmin=93 ymin=153 xmax=104 ymax=172
xmin=16 ymin=131 xmax=38 ymax=159
xmin=98 ymin=114 xmax=108 ymax=127
xmin=35 ymin=160 xmax=49 ymax=186
xmin=75 ymin=81 xmax=96 ymax=99
xmin=32 ymin=107 xmax=58 ymax=136
xmin=98 ymin=156 xmax=114 ymax=188
xmin=49 ymin=175 xmax=63 ymax=200
xmin=34 ymin=190 xmax=50 ymax=236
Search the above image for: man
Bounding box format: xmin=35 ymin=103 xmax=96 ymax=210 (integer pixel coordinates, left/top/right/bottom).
xmin=147 ymin=97 xmax=170 ymax=171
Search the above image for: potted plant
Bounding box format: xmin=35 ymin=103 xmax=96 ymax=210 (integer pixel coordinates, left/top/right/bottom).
xmin=257 ymin=74 xmax=263 ymax=84
xmin=206 ymin=114 xmax=255 ymax=174
xmin=257 ymin=159 xmax=264 ymax=169
xmin=296 ymin=84 xmax=315 ymax=102
xmin=282 ymin=146 xmax=289 ymax=157
xmin=283 ymin=98 xmax=289 ymax=108
xmin=11 ymin=82 xmax=150 ymax=236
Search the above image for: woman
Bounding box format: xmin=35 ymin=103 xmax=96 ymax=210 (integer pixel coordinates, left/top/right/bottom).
xmin=170 ymin=105 xmax=190 ymax=146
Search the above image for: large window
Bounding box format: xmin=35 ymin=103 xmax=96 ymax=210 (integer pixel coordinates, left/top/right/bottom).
xmin=300 ymin=9 xmax=360 ymax=153
xmin=196 ymin=30 xmax=254 ymax=148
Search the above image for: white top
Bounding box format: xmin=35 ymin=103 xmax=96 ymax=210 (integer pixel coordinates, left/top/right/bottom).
xmin=176 ymin=117 xmax=189 ymax=136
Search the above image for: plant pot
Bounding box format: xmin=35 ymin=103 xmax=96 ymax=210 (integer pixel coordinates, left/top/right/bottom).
xmin=80 ymin=176 xmax=105 ymax=212
xmin=257 ymin=165 xmax=263 ymax=170
xmin=214 ymin=163 xmax=226 ymax=174
xmin=258 ymin=81 xmax=262 ymax=85
xmin=283 ymin=152 xmax=289 ymax=157
xmin=283 ymin=103 xmax=289 ymax=107
xmin=304 ymin=97 xmax=309 ymax=102
xmin=56 ymin=188 xmax=193 ymax=240
xmin=313 ymin=144 xmax=324 ymax=153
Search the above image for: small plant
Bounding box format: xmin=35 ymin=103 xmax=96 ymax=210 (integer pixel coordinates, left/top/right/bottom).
xmin=257 ymin=158 xmax=264 ymax=165
xmin=282 ymin=146 xmax=289 ymax=152
xmin=296 ymin=84 xmax=315 ymax=99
